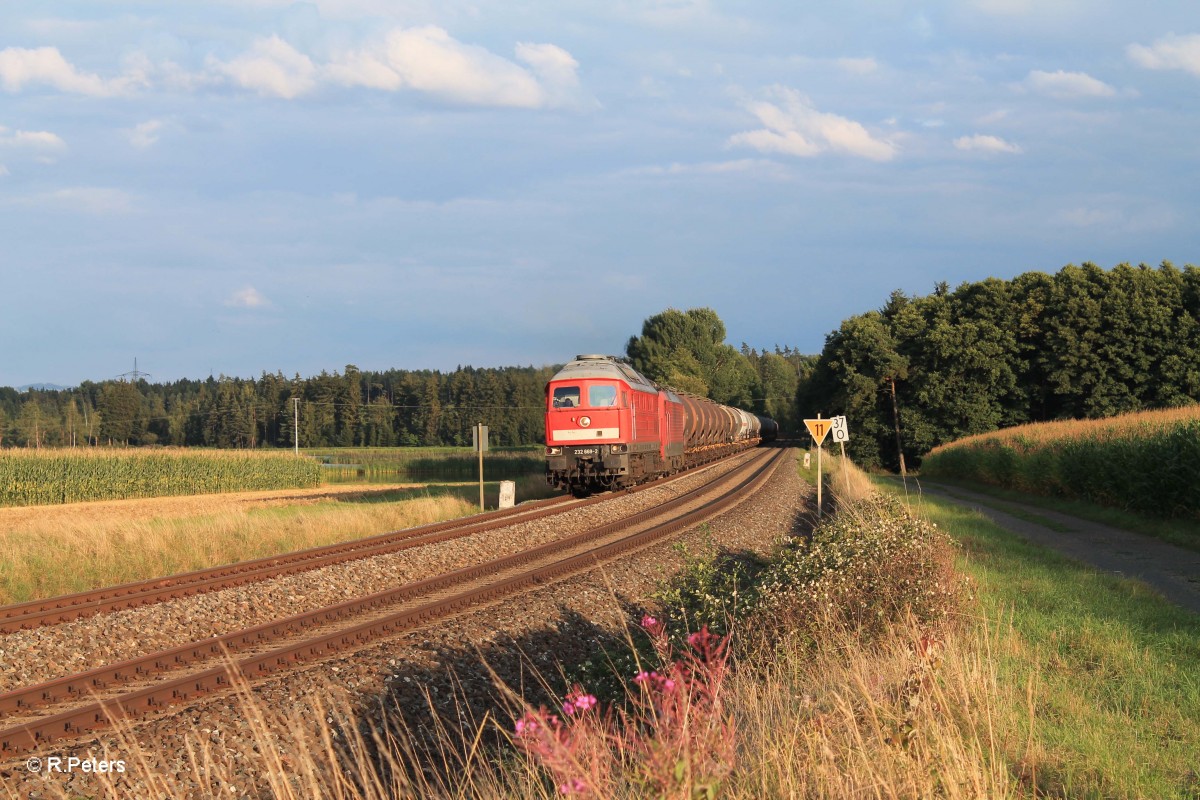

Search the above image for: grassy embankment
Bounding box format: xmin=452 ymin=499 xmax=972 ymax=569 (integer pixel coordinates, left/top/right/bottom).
xmin=11 ymin=452 xmax=1199 ymax=798
xmin=0 ymin=446 xmax=554 ymax=604
xmin=920 ymin=405 xmax=1200 ymax=549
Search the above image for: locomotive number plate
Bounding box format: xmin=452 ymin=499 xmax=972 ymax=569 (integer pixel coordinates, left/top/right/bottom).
xmin=572 ymin=448 xmax=598 ymax=456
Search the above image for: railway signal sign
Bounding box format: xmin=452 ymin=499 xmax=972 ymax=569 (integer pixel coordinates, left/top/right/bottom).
xmin=831 ymin=415 xmax=849 ymax=443
xmin=804 ymin=418 xmax=832 ymax=445
xmin=804 ymin=416 xmax=832 ymax=519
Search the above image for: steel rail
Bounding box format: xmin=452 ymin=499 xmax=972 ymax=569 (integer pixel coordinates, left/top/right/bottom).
xmin=0 ymin=448 xmax=757 ymax=633
xmin=0 ymin=447 xmax=785 ymax=755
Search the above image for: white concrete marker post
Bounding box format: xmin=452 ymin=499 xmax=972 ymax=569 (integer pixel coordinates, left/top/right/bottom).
xmin=499 ymin=480 xmax=515 ymax=509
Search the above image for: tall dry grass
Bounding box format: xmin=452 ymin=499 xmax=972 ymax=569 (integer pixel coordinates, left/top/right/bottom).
xmin=827 ymin=453 xmax=876 ymax=506
xmin=11 ymin=611 xmax=1037 ymax=800
xmin=0 ymin=492 xmax=479 ymax=604
xmin=726 ymin=614 xmax=1031 ymax=799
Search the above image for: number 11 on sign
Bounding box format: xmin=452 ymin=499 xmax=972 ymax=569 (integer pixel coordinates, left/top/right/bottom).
xmin=804 ymin=415 xmax=831 ymax=518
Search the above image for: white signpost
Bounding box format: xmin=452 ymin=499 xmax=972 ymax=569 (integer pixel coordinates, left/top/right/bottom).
xmin=473 ymin=423 xmax=489 ymax=511
xmin=831 ymin=415 xmax=849 ymax=444
xmin=830 ymin=415 xmax=851 ymax=495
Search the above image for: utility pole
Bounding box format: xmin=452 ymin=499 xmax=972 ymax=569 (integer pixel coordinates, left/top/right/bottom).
xmin=293 ymin=397 xmax=300 ymax=455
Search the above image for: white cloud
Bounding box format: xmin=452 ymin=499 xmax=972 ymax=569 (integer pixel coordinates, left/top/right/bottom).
xmin=128 ymin=120 xmax=165 ymax=148
xmin=226 ymin=286 xmax=270 ymax=309
xmin=1026 ymin=69 xmax=1116 ymax=98
xmin=0 ymin=31 xmax=584 ymax=109
xmin=1127 ymin=33 xmax=1200 ymax=77
xmin=0 ymin=126 xmax=67 ymax=149
xmin=208 ymin=36 xmax=317 ymax=99
xmin=326 ymin=26 xmax=573 ymax=108
xmin=729 ymin=87 xmax=897 ymax=162
xmin=515 ymin=42 xmax=585 ymax=106
xmin=954 ymin=133 xmax=1022 ymax=154
xmin=0 ymin=46 xmax=140 ymax=96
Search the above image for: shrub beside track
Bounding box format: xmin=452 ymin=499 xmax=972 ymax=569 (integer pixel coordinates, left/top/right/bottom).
xmin=0 ymin=448 xmax=320 ymax=507
xmin=920 ymin=406 xmax=1200 ymax=519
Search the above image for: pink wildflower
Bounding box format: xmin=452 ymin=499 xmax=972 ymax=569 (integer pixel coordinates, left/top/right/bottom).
xmin=559 ymin=778 xmax=588 ymax=795
xmin=515 ymin=714 xmax=539 ymax=736
xmin=641 ymin=614 xmax=658 ymax=629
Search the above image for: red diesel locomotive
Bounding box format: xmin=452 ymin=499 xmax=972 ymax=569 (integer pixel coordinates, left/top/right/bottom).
xmin=544 ymin=354 xmax=779 ymax=494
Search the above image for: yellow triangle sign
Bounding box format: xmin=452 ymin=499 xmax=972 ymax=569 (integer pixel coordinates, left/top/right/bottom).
xmin=804 ymin=418 xmax=831 ymax=446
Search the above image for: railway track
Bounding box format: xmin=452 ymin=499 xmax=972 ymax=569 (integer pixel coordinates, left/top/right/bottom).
xmin=0 ymin=450 xmax=747 ymax=635
xmin=0 ymin=447 xmax=786 ymax=756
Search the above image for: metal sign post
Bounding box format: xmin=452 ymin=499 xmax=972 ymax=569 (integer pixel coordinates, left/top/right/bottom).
xmin=804 ymin=415 xmax=832 ymax=519
xmin=473 ymin=423 xmax=489 ymax=511
xmin=831 ymin=415 xmax=851 ymax=495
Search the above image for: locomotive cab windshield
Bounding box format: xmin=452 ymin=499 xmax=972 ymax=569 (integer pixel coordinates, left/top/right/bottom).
xmin=552 ymin=384 xmax=620 ymax=408
xmin=552 ymin=386 xmax=580 ymax=408
xmin=588 ymin=384 xmax=618 ymax=407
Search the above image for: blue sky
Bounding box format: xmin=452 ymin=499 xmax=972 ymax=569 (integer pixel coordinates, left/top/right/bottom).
xmin=1 ymin=1 xmax=1197 ymax=387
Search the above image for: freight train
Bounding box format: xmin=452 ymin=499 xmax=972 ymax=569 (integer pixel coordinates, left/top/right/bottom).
xmin=544 ymin=354 xmax=779 ymax=495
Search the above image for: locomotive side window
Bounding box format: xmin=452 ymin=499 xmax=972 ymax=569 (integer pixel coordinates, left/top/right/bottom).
xmin=588 ymin=384 xmax=618 ymax=407
xmin=552 ymin=386 xmax=581 ymax=408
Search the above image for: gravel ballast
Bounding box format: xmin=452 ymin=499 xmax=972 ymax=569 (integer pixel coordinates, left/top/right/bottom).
xmin=1 ymin=449 xmax=810 ymax=798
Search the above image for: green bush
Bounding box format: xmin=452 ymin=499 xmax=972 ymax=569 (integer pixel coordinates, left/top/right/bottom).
xmin=653 ymin=496 xmax=960 ymax=652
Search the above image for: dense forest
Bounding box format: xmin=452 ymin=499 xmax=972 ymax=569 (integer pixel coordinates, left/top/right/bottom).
xmin=0 ymin=317 xmax=806 ymax=449
xmin=800 ymin=262 xmax=1200 ymax=470
xmin=0 ymin=366 xmax=557 ymax=450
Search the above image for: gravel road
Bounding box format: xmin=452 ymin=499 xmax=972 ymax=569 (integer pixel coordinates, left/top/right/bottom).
xmin=910 ymin=479 xmax=1200 ymax=615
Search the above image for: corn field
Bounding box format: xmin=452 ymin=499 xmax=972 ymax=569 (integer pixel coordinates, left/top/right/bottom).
xmin=0 ymin=448 xmax=321 ymax=507
xmin=921 ymin=405 xmax=1200 ymax=519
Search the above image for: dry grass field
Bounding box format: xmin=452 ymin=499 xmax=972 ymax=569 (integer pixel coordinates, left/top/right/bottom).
xmin=0 ymin=480 xmax=553 ymax=605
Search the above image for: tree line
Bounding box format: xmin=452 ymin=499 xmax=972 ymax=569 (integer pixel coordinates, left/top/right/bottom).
xmin=800 ymin=262 xmax=1200 ymax=470
xmin=0 ymin=313 xmax=808 ymax=450
xmin=0 ymin=366 xmax=558 ymax=449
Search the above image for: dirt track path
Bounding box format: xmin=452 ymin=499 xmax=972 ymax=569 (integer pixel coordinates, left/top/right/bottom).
xmin=904 ymin=479 xmax=1200 ymax=616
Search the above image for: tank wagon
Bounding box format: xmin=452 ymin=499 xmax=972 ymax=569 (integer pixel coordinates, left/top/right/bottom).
xmin=545 ymin=354 xmax=778 ymax=495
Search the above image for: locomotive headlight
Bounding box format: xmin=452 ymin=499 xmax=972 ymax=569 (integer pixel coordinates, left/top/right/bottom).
xmin=611 ymin=444 xmax=627 ymax=454
xmin=546 ymin=446 xmax=562 ymax=456
xmin=579 ymin=416 xmax=591 ymax=428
